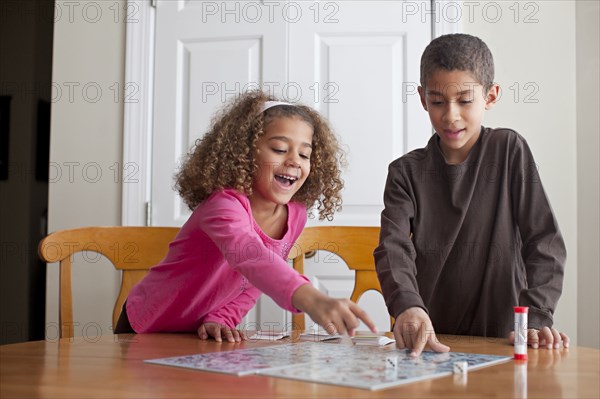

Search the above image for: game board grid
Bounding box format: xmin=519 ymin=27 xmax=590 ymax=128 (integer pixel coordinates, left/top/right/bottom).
xmin=145 ymin=341 xmax=511 ymax=390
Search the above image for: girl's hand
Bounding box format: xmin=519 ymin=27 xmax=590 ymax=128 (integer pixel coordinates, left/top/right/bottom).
xmin=197 ymin=322 xmax=247 ymax=343
xmin=509 ymin=327 xmax=569 ymax=349
xmin=291 ymin=284 xmax=377 ymax=336
xmin=394 ymin=307 xmax=450 ymax=356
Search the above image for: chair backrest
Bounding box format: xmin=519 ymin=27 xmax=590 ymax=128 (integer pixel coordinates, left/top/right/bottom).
xmin=287 ymin=226 xmax=393 ymax=331
xmin=38 ymin=226 xmax=179 ymax=338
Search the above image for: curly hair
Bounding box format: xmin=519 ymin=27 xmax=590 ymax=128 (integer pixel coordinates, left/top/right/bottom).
xmin=174 ymin=90 xmax=345 ymax=221
xmin=420 ymin=33 xmax=495 ymax=91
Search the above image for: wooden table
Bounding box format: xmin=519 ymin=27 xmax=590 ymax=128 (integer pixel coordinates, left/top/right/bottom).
xmin=1 ymin=333 xmax=598 ymax=398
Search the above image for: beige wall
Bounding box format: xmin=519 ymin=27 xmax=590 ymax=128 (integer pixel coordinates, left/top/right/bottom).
xmin=48 ymin=1 xmax=599 ymax=344
xmin=47 ymin=1 xmax=126 ymax=337
xmin=576 ymin=0 xmax=600 ymax=349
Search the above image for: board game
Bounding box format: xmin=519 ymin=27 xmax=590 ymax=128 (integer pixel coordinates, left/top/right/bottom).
xmin=145 ymin=341 xmax=511 ymax=391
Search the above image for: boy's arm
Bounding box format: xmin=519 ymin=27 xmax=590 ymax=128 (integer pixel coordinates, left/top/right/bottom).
xmin=511 ymin=138 xmax=566 ymax=330
xmin=374 ymin=164 xmax=426 ymax=320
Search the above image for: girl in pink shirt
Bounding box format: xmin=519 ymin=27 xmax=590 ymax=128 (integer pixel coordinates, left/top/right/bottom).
xmin=115 ymin=91 xmax=376 ymax=342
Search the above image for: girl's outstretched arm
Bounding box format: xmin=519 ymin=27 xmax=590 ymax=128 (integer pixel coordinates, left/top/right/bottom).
xmin=291 ymin=284 xmax=377 ymax=336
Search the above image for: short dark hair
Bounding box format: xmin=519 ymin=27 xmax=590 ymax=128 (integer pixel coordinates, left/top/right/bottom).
xmin=420 ymin=33 xmax=494 ymax=90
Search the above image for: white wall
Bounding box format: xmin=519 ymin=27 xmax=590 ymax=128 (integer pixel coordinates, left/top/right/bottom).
xmin=47 ymin=0 xmax=598 ymax=344
xmin=47 ymin=1 xmax=126 ymax=337
xmin=576 ymin=0 xmax=600 ymax=349
xmin=462 ymin=1 xmax=579 ymax=342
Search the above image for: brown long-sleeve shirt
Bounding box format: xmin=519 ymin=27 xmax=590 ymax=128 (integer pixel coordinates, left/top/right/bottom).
xmin=374 ymin=127 xmax=566 ymax=337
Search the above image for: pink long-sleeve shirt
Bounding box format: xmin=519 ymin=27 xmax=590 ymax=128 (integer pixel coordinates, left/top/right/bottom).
xmin=126 ymin=189 xmax=310 ymax=332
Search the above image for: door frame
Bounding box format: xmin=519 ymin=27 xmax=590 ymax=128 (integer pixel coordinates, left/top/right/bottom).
xmin=122 ymin=0 xmax=155 ymax=226
xmin=121 ymin=0 xmax=460 ymax=226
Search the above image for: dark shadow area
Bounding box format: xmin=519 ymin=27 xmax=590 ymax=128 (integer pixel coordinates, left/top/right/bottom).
xmin=0 ymin=0 xmax=54 ymax=344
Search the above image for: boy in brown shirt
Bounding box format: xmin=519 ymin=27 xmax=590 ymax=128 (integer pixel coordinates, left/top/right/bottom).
xmin=374 ymin=33 xmax=569 ymax=356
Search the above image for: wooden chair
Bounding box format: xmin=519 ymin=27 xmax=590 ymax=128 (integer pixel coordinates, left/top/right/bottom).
xmin=38 ymin=226 xmax=179 ymax=338
xmin=287 ymin=226 xmax=393 ymax=331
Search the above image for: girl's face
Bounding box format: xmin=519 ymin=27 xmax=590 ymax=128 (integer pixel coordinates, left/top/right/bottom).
xmin=251 ymin=116 xmax=313 ymax=207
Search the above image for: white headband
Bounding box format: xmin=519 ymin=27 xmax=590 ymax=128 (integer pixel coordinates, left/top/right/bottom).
xmin=260 ymin=100 xmax=295 ymax=113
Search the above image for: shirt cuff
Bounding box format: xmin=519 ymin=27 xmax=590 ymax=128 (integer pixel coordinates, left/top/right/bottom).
xmin=388 ymin=290 xmax=426 ymax=320
xmin=285 ymin=277 xmax=311 ymax=313
xmin=527 ymin=307 xmax=554 ymax=330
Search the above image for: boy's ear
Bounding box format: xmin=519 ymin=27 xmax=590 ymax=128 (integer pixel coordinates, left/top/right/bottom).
xmin=485 ymin=83 xmax=500 ymax=109
xmin=417 ymin=86 xmax=428 ymax=111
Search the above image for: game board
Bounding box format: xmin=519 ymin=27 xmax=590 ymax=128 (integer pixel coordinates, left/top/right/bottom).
xmin=145 ymin=341 xmax=511 ymax=391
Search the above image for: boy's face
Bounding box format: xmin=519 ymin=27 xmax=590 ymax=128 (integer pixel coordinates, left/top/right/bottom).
xmin=418 ymin=69 xmax=499 ymax=164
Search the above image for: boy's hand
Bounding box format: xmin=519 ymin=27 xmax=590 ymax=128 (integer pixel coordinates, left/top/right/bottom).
xmin=509 ymin=327 xmax=569 ymax=349
xmin=292 ymin=284 xmax=377 ymax=336
xmin=394 ymin=307 xmax=450 ymax=357
xmin=197 ymin=322 xmax=247 ymax=343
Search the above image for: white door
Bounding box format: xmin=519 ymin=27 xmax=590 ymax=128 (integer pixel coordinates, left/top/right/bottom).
xmin=150 ymin=1 xmax=433 ymax=332
xmin=151 ymin=0 xmax=287 ymax=226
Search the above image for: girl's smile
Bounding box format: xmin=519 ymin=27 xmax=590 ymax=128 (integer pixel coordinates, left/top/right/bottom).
xmin=273 ymin=172 xmax=299 ymax=189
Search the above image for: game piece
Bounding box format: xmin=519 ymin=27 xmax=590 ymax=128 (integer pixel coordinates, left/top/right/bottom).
xmin=248 ymin=331 xmax=290 ymax=341
xmin=386 ymin=356 xmax=398 ymax=369
xmin=513 ymin=306 xmax=529 ymax=360
xmin=351 ymin=335 xmax=395 ymax=346
xmin=299 ymin=330 xmax=342 ymax=341
xmin=453 ymin=361 xmax=468 ymax=374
